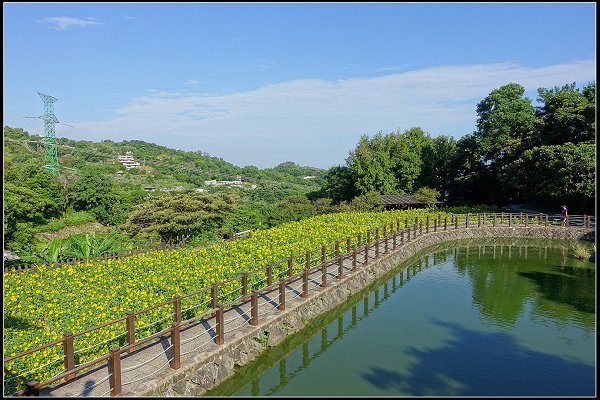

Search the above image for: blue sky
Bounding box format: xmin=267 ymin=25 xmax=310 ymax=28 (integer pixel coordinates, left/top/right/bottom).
xmin=3 ymin=2 xmax=596 ymax=169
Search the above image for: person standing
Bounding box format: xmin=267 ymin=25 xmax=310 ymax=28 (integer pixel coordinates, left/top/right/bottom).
xmin=561 ymin=205 xmax=568 ymax=226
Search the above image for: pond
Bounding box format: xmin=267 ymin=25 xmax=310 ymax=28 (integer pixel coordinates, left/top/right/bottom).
xmin=206 ymin=237 xmax=596 ymax=397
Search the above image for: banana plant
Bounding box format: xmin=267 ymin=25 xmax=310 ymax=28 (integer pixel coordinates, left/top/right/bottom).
xmin=36 ymin=238 xmax=65 ymax=264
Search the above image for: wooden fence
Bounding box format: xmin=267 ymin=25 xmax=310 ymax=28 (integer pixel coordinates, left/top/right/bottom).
xmin=3 ymin=213 xmax=594 ymax=396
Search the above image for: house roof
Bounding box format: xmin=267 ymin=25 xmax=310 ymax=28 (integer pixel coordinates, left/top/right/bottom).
xmin=380 ymin=195 xmax=441 ymax=205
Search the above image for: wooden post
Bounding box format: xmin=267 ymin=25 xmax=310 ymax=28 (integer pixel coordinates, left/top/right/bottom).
xmin=267 ymin=264 xmax=273 ymax=287
xmin=375 ymin=239 xmax=380 ymax=259
xmin=364 ymin=243 xmax=369 ymax=265
xmin=352 ymin=249 xmax=357 ymax=272
xmin=346 ymin=237 xmax=352 ymax=253
xmin=278 ymin=280 xmax=286 ymax=311
xmin=455 ymin=216 xmax=458 ymax=229
xmin=302 ymin=270 xmax=309 ymax=298
xmin=338 ymin=255 xmax=344 ymax=278
xmin=358 ymin=233 xmax=362 ymax=247
xmin=173 ymin=295 xmax=181 ymax=324
xmin=444 ymin=217 xmax=447 ymax=231
xmin=321 ymin=245 xmax=327 ymax=264
xmin=287 ymin=257 xmax=293 ymax=277
xmin=305 ymin=251 xmax=311 ymax=271
xmin=466 ymin=213 xmax=470 ymax=228
xmin=216 ymin=305 xmax=224 ymax=345
xmin=108 ymin=347 xmax=122 ymax=396
xmin=419 ymin=221 xmax=423 ymax=236
xmin=335 ymin=241 xmax=340 ymax=257
xmin=63 ymin=332 xmax=75 ymax=381
xmin=393 ymin=231 xmax=397 ymax=249
xmin=493 ymin=214 xmax=496 ymax=227
xmin=126 ymin=312 xmax=135 ymax=353
xmin=478 ymin=214 xmax=481 ymax=227
xmin=384 ymin=233 xmax=389 ymax=253
xmin=250 ymin=291 xmax=258 ymax=326
xmin=483 ymin=212 xmax=486 ymax=226
xmin=375 ymin=227 xmax=379 ymax=240
xmin=525 ymin=214 xmax=528 ymax=227
xmin=170 ymin=322 xmax=181 ymax=369
xmin=508 ymin=213 xmax=512 ymax=227
xmin=321 ymin=261 xmax=328 ymax=288
xmin=25 ymin=381 xmax=40 ymax=396
xmin=426 ymin=216 xmax=430 ymax=233
xmin=241 ymin=273 xmax=248 ymax=302
xmin=545 ymin=214 xmax=548 ymax=227
xmin=366 ymin=230 xmax=370 ymax=244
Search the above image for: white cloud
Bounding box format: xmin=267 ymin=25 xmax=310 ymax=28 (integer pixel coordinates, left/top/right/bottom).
xmin=69 ymin=59 xmax=596 ymax=169
xmin=39 ymin=16 xmax=102 ymax=30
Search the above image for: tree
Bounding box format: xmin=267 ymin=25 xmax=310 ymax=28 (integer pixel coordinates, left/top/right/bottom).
xmin=417 ymin=135 xmax=457 ymax=198
xmin=535 ymin=81 xmax=596 ymax=146
xmin=500 ymin=142 xmax=595 ymax=211
xmin=413 ymin=187 xmax=441 ymax=208
xmin=123 ymin=191 xmax=235 ymax=245
xmin=71 ymin=168 xmax=118 ymax=225
xmin=267 ymin=195 xmax=317 ymax=227
xmin=346 ymin=128 xmax=430 ymax=196
xmin=349 ymin=191 xmax=384 ymax=212
xmin=4 ymin=182 xmax=51 ymax=238
xmin=475 ymin=82 xmax=536 ymax=166
xmin=319 ymin=165 xmax=356 ymax=204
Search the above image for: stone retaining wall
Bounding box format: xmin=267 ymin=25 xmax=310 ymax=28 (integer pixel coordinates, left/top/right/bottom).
xmin=145 ymin=226 xmax=595 ymax=396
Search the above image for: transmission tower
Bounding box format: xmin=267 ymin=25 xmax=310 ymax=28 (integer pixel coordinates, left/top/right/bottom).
xmin=36 ymin=92 xmax=61 ymax=175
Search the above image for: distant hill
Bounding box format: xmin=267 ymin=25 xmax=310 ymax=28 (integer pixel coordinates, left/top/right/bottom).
xmin=3 ymin=126 xmax=325 ymax=191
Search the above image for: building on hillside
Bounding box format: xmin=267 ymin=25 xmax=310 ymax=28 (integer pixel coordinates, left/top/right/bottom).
xmin=203 ymin=179 xmax=244 ymax=188
xmin=117 ymin=151 xmax=141 ymax=169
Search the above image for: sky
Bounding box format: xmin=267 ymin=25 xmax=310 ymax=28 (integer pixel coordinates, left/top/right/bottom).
xmin=3 ymin=2 xmax=596 ymax=170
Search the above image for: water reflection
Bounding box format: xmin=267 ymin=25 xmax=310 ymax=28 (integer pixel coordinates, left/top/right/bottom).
xmin=206 ymin=237 xmax=595 ymax=396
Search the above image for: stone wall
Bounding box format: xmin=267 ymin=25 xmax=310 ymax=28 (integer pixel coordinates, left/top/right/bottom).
xmin=145 ymin=226 xmax=595 ymax=396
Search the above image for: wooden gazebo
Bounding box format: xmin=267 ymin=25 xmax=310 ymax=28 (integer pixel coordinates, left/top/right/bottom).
xmin=380 ymin=195 xmax=442 ymax=210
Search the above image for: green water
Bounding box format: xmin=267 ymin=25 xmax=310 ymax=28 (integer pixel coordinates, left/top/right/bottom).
xmin=206 ymin=237 xmax=596 ymax=396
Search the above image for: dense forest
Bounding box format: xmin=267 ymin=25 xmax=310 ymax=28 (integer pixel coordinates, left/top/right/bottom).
xmin=3 ymin=80 xmax=595 ymax=264
xmin=319 ymin=81 xmax=595 ymax=210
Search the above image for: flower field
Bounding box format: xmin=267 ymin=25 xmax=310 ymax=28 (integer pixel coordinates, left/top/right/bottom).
xmin=3 ymin=208 xmax=452 ymax=393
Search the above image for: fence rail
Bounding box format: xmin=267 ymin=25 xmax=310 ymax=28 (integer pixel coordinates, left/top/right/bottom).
xmin=3 ymin=213 xmax=594 ymax=396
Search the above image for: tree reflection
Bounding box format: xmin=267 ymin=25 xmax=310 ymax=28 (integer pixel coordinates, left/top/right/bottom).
xmin=452 ymin=238 xmax=595 ymax=331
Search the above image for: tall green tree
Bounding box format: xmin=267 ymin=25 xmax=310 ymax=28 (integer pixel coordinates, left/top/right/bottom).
xmin=417 ymin=135 xmax=457 ymax=197
xmin=535 ymin=81 xmax=596 ymax=146
xmin=452 ymin=83 xmax=536 ymax=205
xmin=500 ymin=142 xmax=595 ymax=210
xmin=71 ymin=168 xmax=118 ymax=225
xmin=319 ymin=165 xmax=356 ymax=204
xmin=347 ymin=128 xmax=430 ymax=196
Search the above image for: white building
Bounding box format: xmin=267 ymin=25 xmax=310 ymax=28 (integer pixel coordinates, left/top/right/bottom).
xmin=117 ymin=151 xmax=141 ymax=169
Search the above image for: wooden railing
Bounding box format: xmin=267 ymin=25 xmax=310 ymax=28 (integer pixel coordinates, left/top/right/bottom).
xmin=4 ymin=213 xmax=594 ymax=396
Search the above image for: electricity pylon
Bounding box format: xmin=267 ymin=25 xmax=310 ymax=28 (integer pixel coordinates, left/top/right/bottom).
xmin=25 ymin=92 xmax=70 ymax=175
